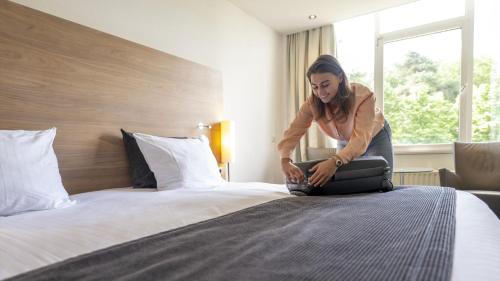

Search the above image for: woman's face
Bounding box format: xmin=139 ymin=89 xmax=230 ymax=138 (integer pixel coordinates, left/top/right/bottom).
xmin=310 ymin=72 xmax=342 ymax=104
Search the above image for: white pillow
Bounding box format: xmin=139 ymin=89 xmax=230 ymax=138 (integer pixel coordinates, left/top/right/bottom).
xmin=133 ymin=133 xmax=224 ymax=190
xmin=0 ymin=128 xmax=74 ymax=216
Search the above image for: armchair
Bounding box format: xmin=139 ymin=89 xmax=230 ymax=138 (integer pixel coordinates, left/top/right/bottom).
xmin=439 ymin=141 xmax=500 ymax=217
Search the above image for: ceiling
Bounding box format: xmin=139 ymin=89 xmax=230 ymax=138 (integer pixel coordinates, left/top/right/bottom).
xmin=227 ymin=0 xmax=419 ymax=34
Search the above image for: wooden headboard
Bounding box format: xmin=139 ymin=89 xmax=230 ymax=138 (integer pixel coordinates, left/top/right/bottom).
xmin=0 ymin=1 xmax=223 ymax=194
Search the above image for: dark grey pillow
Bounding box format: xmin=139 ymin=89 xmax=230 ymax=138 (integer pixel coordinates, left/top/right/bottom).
xmin=120 ymin=129 xmax=157 ymax=188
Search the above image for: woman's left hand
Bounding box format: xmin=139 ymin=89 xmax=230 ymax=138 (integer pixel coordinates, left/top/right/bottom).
xmin=308 ymin=158 xmax=337 ymax=187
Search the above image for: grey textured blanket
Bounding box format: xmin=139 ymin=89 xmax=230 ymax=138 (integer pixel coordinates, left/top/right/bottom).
xmin=9 ymin=186 xmax=456 ymax=281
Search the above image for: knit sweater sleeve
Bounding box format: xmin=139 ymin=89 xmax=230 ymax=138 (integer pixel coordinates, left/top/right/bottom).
xmin=277 ymin=100 xmax=314 ymax=159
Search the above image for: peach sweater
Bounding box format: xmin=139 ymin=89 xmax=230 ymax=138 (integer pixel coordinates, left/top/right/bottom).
xmin=277 ymin=83 xmax=385 ymax=163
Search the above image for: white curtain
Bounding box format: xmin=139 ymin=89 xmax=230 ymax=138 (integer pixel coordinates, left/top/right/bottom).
xmin=286 ymin=24 xmax=336 ymax=161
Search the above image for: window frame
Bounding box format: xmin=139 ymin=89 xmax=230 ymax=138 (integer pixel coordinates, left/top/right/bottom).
xmin=373 ymin=0 xmax=475 ymax=154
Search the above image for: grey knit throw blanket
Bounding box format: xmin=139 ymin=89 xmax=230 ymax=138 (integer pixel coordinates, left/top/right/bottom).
xmin=8 ymin=186 xmax=455 ymax=281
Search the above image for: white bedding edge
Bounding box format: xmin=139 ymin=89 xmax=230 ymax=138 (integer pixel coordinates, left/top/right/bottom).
xmin=0 ymin=183 xmax=499 ymax=280
xmin=452 ymin=190 xmax=500 ymax=281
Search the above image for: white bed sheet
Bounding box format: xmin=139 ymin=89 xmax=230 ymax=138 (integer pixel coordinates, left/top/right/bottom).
xmin=0 ymin=183 xmax=498 ymax=280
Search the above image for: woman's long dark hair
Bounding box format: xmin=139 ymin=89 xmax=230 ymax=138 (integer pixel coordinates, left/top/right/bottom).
xmin=307 ymin=55 xmax=354 ymax=123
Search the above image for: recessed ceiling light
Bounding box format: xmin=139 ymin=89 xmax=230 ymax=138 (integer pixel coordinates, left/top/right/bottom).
xmin=308 ymin=15 xmax=317 ymax=20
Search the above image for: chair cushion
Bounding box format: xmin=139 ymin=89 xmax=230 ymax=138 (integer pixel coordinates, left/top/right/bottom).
xmin=455 ymin=142 xmax=500 ymax=191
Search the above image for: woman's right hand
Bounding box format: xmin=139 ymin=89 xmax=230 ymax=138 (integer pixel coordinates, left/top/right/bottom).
xmin=281 ymin=158 xmax=305 ymax=183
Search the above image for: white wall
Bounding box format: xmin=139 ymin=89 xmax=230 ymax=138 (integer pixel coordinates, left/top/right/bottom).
xmin=11 ymin=0 xmax=286 ymax=183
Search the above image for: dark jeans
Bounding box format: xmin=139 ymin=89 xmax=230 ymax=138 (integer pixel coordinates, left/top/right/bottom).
xmin=337 ymin=120 xmax=394 ymax=179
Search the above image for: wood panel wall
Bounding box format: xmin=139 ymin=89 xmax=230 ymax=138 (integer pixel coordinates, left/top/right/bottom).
xmin=0 ymin=1 xmax=223 ymax=193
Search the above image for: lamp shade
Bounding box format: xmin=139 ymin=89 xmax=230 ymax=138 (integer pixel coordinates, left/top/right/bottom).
xmin=210 ymin=120 xmax=235 ymax=164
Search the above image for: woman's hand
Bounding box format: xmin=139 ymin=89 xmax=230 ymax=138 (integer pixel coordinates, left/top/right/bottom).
xmin=308 ymin=158 xmax=337 ymax=187
xmin=281 ymin=158 xmax=305 ymax=183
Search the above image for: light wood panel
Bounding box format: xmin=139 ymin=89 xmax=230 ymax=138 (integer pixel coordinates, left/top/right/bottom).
xmin=0 ymin=0 xmax=223 ymax=193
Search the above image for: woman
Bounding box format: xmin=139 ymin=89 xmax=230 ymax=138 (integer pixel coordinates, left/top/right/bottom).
xmin=278 ymin=55 xmax=393 ymax=188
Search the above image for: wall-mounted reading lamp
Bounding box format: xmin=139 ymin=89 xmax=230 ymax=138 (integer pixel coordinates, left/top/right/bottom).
xmin=197 ymin=122 xmax=212 ymax=130
xmin=198 ymin=121 xmax=234 ymax=181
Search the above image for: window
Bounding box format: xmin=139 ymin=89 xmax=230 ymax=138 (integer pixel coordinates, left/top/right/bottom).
xmin=472 ymin=0 xmax=500 ymax=141
xmin=335 ymin=14 xmax=374 ymax=89
xmin=378 ymin=0 xmax=464 ymax=33
xmin=335 ymin=0 xmax=499 ymax=151
xmin=383 ymin=30 xmax=461 ymax=144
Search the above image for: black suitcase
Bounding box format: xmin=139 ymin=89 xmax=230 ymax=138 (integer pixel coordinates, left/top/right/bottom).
xmin=286 ymin=156 xmax=393 ymax=196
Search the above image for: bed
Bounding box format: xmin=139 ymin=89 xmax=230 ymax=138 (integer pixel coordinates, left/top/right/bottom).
xmin=1 ymin=184 xmax=499 ymax=280
xmin=0 ymin=1 xmax=499 ymax=281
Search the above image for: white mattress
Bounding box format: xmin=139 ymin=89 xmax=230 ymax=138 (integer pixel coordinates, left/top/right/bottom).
xmin=0 ymin=183 xmax=499 ymax=280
